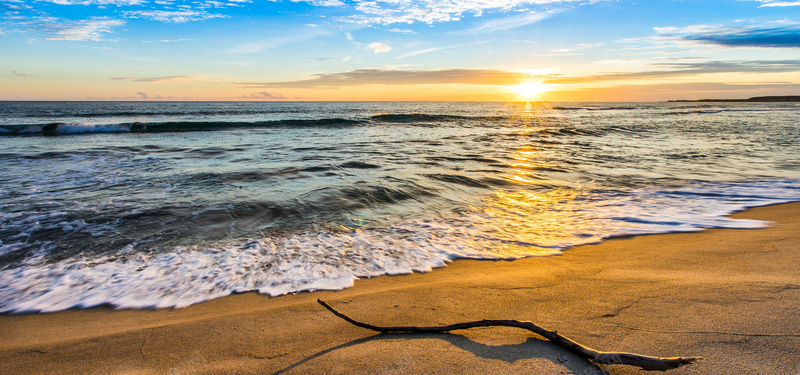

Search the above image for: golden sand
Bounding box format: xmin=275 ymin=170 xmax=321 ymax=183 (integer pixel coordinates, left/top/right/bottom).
xmin=2 ymin=203 xmax=799 ymax=374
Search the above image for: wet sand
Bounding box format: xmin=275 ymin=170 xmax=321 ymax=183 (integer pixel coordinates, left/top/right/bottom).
xmin=2 ymin=202 xmax=799 ymax=374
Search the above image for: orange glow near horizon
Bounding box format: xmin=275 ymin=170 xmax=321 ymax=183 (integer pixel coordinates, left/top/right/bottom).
xmin=510 ymin=81 xmax=550 ymax=101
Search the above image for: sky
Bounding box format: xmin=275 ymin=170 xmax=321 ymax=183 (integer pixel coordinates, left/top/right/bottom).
xmin=1 ymin=0 xmax=800 ymax=101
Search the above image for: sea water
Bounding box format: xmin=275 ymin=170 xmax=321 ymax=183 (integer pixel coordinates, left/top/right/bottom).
xmin=1 ymin=101 xmax=799 ymax=312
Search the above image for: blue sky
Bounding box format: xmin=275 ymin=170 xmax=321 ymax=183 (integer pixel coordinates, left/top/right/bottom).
xmin=2 ymin=0 xmax=800 ymax=100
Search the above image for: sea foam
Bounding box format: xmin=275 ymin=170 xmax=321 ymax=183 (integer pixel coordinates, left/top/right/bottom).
xmin=1 ymin=180 xmax=798 ymax=313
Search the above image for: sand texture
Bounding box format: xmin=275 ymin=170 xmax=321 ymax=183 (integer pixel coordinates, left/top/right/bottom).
xmin=2 ymin=203 xmax=799 ymax=374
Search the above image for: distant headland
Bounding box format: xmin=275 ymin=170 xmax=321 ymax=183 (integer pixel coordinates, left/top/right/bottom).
xmin=668 ymin=96 xmax=800 ymax=103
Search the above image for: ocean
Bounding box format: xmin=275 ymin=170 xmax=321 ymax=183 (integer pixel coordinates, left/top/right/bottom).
xmin=1 ymin=101 xmax=799 ymax=313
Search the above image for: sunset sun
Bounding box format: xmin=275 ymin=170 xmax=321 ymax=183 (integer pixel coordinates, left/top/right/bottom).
xmin=512 ymin=81 xmax=549 ymax=100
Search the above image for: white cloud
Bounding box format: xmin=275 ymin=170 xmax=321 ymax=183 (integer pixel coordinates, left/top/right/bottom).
xmin=653 ymin=25 xmax=722 ymax=34
xmin=123 ymin=9 xmax=227 ymax=22
xmin=388 ymin=28 xmax=416 ymax=34
xmin=44 ymin=0 xmax=146 ymax=5
xmin=398 ymin=40 xmax=490 ymax=58
xmin=238 ymin=91 xmax=288 ymax=99
xmin=366 ymin=42 xmax=392 ymax=53
xmin=547 ymin=42 xmax=604 ymax=53
xmin=44 ymin=17 xmax=125 ymax=41
xmin=320 ymin=0 xmax=592 ymax=25
xmin=473 ymin=10 xmax=558 ymax=31
xmin=758 ymin=1 xmax=800 ymax=6
xmin=111 ymin=75 xmax=221 ymax=83
xmin=292 ymin=0 xmax=345 ymax=6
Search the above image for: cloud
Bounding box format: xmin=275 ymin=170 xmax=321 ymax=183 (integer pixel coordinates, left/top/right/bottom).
xmin=123 ymin=9 xmax=227 ymax=22
xmin=292 ymin=0 xmax=345 ymax=6
xmin=236 ymin=68 xmax=536 ymax=88
xmin=547 ymin=42 xmax=605 ymax=54
xmin=238 ymin=91 xmax=288 ymax=99
xmin=328 ymin=0 xmax=593 ymax=25
xmin=44 ymin=0 xmax=146 ymax=5
xmin=111 ymin=75 xmax=222 ymax=83
xmin=366 ymin=42 xmax=392 ymax=53
xmin=397 ymin=40 xmax=490 ymax=58
xmin=758 ymin=1 xmax=800 ymax=6
xmin=1 ymin=2 xmax=32 ymax=13
xmin=43 ymin=17 xmax=125 ymax=41
xmin=236 ymin=59 xmax=800 ymax=90
xmin=388 ymin=28 xmax=416 ymax=34
xmin=472 ymin=10 xmax=558 ymax=32
xmin=136 ymin=91 xmax=148 ymax=98
xmin=11 ymin=70 xmax=30 ymax=77
xmin=656 ymin=24 xmax=800 ymax=49
xmin=545 ymin=60 xmax=800 ymax=83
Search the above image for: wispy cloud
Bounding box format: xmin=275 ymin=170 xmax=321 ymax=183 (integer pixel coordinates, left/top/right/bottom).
xmin=388 ymin=28 xmax=416 ymax=34
xmin=235 ymin=59 xmax=800 ymax=89
xmin=44 ymin=0 xmax=146 ymax=5
xmin=397 ymin=40 xmax=490 ymax=58
xmin=4 ymin=0 xmax=593 ymax=43
xmin=237 ymin=91 xmax=288 ymax=99
xmin=330 ymin=0 xmax=594 ymax=25
xmin=123 ymin=9 xmax=226 ymax=23
xmin=1 ymin=1 xmax=33 ymax=13
xmin=655 ymin=24 xmax=800 ymax=49
xmin=472 ymin=10 xmax=559 ymax=32
xmin=11 ymin=70 xmax=30 ymax=77
xmin=758 ymin=1 xmax=800 ymax=6
xmin=546 ymin=60 xmax=800 ymax=83
xmin=236 ymin=68 xmax=537 ymax=88
xmin=293 ymin=0 xmax=344 ymax=6
xmin=3 ymin=0 xmax=237 ymax=41
xmin=111 ymin=75 xmax=224 ymax=83
xmin=43 ymin=17 xmax=125 ymax=41
xmin=548 ymin=42 xmax=605 ymax=53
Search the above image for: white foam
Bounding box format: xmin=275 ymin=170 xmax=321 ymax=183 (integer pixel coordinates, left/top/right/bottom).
xmin=1 ymin=180 xmax=799 ymax=313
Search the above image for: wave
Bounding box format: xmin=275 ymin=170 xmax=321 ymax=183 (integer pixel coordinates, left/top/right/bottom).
xmin=2 ymin=180 xmax=799 ymax=313
xmin=667 ymin=107 xmax=800 ymax=115
xmin=20 ymin=109 xmax=303 ymax=119
xmin=370 ymin=113 xmax=506 ymax=123
xmin=551 ymin=106 xmax=639 ymax=111
xmin=0 ymin=118 xmax=367 ymax=136
xmin=0 ymin=113 xmax=517 ymax=135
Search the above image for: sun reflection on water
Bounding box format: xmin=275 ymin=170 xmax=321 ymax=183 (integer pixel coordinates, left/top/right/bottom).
xmin=430 ymin=102 xmax=610 ymax=258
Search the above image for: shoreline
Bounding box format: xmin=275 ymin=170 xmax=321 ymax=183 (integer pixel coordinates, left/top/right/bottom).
xmin=2 ymin=202 xmax=800 ymax=374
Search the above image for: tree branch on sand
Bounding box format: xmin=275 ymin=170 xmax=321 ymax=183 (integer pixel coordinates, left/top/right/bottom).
xmin=317 ymin=299 xmax=701 ymax=371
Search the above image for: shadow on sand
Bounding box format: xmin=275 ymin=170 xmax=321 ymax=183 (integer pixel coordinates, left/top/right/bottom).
xmin=272 ymin=332 xmax=606 ymax=374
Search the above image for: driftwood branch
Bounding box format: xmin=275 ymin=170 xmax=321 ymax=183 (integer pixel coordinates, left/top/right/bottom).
xmin=317 ymin=299 xmax=701 ymax=371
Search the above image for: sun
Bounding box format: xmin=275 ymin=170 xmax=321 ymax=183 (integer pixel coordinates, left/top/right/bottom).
xmin=511 ymin=81 xmax=549 ymax=101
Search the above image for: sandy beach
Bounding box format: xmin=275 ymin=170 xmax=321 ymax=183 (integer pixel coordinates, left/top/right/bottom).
xmin=2 ymin=202 xmax=799 ymax=374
